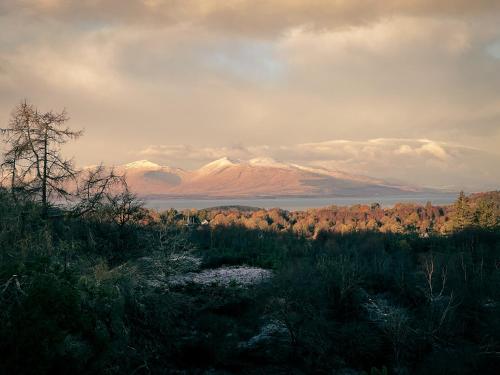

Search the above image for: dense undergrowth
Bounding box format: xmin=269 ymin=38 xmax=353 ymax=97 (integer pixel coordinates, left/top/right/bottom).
xmin=1 ymin=188 xmax=500 ymax=374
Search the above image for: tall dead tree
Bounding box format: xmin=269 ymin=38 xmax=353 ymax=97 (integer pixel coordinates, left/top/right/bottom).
xmin=34 ymin=108 xmax=82 ymax=216
xmin=2 ymin=100 xmax=142 ymax=220
xmin=1 ymin=101 xmax=82 ymax=216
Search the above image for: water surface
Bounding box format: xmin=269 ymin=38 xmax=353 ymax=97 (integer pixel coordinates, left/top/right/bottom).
xmin=144 ymin=193 xmax=458 ymax=211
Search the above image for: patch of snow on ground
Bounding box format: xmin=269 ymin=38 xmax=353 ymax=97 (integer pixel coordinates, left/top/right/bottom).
xmin=168 ymin=266 xmax=272 ymax=287
xmin=167 ymin=254 xmax=202 ymax=273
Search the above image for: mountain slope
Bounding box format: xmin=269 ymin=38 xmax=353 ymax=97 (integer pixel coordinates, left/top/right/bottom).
xmin=120 ymin=158 xmax=424 ymax=198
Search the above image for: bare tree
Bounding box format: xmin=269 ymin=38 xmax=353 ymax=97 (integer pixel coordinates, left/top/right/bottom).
xmin=421 ymin=253 xmax=460 ymax=337
xmin=1 ymin=101 xmax=82 ymax=216
xmin=0 ymin=102 xmax=35 ymax=200
xmin=71 ymin=164 xmax=146 ymax=226
xmin=72 ymin=164 xmax=123 ymax=217
xmin=1 ymin=100 xmax=137 ymax=220
xmin=423 ymin=253 xmax=447 ymax=303
xmin=103 ymin=180 xmax=145 ymax=226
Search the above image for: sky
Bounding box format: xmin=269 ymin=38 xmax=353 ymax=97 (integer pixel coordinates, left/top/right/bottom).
xmin=0 ymin=0 xmax=499 ymax=190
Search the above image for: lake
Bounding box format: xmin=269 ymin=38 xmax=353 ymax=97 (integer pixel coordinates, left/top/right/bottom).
xmin=143 ymin=193 xmax=458 ymax=211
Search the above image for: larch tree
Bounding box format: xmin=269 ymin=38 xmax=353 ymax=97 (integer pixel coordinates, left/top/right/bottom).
xmin=1 ymin=100 xmax=134 ymax=220
xmin=1 ymin=101 xmax=82 ymax=216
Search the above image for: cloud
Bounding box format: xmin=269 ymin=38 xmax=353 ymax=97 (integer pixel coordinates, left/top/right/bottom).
xmin=393 ymin=141 xmax=450 ymax=160
xmin=6 ymin=1 xmax=500 ymax=36
xmin=289 ymin=139 xmax=499 ymax=190
xmin=289 ymin=138 xmax=455 ymax=161
xmin=417 ymin=142 xmax=450 ymax=161
xmin=136 ymin=138 xmax=500 ymax=190
xmin=138 ymin=144 xmax=253 ymax=161
xmin=137 ymin=144 xmax=273 ymax=166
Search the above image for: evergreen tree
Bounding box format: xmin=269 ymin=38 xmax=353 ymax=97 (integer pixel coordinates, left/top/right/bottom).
xmin=475 ymin=199 xmax=498 ymax=229
xmin=452 ymin=191 xmax=473 ymax=230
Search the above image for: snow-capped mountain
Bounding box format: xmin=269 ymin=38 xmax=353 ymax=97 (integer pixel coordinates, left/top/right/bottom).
xmin=194 ymin=157 xmax=238 ymax=176
xmin=118 ymin=157 xmax=424 ymax=198
xmin=124 ymin=160 xmax=163 ymax=170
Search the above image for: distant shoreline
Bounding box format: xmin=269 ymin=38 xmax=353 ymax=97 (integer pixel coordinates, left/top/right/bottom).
xmin=142 ymin=192 xmax=459 ymax=211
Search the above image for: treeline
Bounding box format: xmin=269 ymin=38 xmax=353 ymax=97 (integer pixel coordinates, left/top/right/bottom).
xmin=154 ymin=191 xmax=500 ymax=237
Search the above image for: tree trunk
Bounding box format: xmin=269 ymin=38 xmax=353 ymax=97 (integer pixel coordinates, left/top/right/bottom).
xmin=42 ymin=130 xmax=48 ymax=218
xmin=10 ymin=158 xmax=17 ymax=202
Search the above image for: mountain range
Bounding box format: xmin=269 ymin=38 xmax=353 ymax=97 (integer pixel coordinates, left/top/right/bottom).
xmin=116 ymin=157 xmax=427 ymax=198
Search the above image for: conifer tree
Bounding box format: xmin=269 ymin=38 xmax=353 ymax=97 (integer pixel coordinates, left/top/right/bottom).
xmin=452 ymin=191 xmax=473 ymax=230
xmin=475 ymin=199 xmax=498 ymax=229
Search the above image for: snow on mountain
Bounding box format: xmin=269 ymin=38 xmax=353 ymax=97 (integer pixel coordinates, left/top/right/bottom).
xmin=125 ymin=160 xmax=162 ymax=170
xmin=197 ymin=157 xmax=238 ymax=175
xmin=248 ymin=157 xmax=291 ymax=169
xmin=120 ymin=157 xmax=423 ymax=197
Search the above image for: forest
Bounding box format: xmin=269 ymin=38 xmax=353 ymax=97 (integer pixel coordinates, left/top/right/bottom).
xmin=1 ymin=102 xmax=500 ymax=374
xmin=162 ymin=191 xmax=500 ymax=237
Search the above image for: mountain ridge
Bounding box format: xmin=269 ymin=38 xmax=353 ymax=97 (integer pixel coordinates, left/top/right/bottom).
xmin=119 ymin=157 xmax=429 ymax=198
